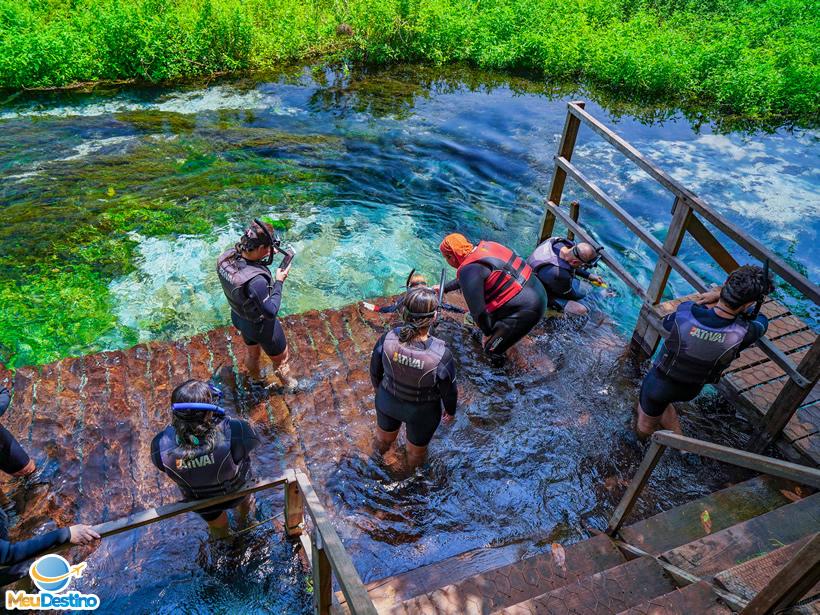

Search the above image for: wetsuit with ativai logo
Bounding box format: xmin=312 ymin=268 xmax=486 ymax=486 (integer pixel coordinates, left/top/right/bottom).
xmin=370 ymin=329 xmax=457 ymax=447
xmin=0 ymin=508 xmax=71 ymax=586
xmin=639 ymin=302 xmax=768 ymax=416
xmin=151 ymin=418 xmax=260 ymax=521
xmin=444 ymin=264 xmax=547 ymax=356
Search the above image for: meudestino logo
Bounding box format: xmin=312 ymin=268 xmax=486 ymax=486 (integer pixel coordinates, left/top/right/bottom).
xmin=5 ymin=554 xmax=100 ymax=610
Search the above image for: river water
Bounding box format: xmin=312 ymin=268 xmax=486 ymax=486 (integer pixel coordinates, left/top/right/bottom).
xmin=0 ymin=65 xmax=818 ymax=613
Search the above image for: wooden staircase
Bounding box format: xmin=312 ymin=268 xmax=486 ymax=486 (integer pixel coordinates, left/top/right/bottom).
xmin=339 ymin=477 xmax=819 ymax=614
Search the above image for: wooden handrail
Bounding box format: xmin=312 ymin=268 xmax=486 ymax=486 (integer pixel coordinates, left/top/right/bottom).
xmin=566 ymin=102 xmax=820 ymax=306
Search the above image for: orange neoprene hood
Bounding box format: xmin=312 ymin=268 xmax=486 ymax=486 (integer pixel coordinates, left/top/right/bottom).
xmin=439 ymin=233 xmax=475 ymax=266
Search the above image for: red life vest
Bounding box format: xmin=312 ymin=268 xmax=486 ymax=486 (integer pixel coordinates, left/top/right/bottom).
xmin=457 ymin=241 xmax=532 ymax=312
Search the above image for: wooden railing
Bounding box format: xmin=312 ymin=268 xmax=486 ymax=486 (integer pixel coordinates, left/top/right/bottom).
xmin=51 ymin=470 xmax=377 ymax=615
xmin=607 ymin=431 xmax=820 ymax=614
xmin=540 ymin=101 xmax=820 ymax=453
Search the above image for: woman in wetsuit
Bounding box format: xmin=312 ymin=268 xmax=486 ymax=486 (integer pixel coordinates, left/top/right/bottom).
xmin=217 ymin=220 xmax=296 ymax=390
xmin=636 ymin=265 xmax=772 ymax=438
xmin=151 ymin=380 xmax=261 ymax=538
xmin=439 ymin=233 xmax=547 ymax=366
xmin=370 ymin=287 xmax=458 ymax=470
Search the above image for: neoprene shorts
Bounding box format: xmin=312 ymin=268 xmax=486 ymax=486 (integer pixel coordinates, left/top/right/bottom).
xmin=0 ymin=426 xmax=31 ymax=475
xmin=639 ymin=367 xmax=701 ymax=417
xmin=375 ymin=386 xmax=443 ymax=447
xmin=195 ymin=495 xmax=250 ymax=522
xmin=232 ymin=312 xmax=287 ymax=357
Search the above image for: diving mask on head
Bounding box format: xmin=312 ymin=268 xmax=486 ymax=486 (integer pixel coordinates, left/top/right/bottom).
xmin=172 ymin=383 xmax=226 ymax=416
xmin=573 ymin=244 xmax=604 ymax=269
xmin=250 ymin=218 xmax=281 ymax=267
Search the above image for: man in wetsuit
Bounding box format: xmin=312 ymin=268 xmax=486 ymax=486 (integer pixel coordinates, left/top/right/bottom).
xmin=0 ymin=387 xmax=35 ymax=477
xmin=370 ymin=287 xmax=458 ymax=469
xmin=151 ymin=379 xmax=261 ymax=538
xmin=0 ymin=508 xmax=99 ymax=586
xmin=636 ymin=265 xmax=772 ymax=439
xmin=440 ymin=233 xmax=547 ymax=367
xmin=217 ymin=220 xmax=297 ymax=390
xmin=527 ymin=237 xmax=604 ymax=317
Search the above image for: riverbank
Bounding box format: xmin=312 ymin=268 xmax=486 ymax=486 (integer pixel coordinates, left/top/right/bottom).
xmin=1 ymin=0 xmax=817 ymax=125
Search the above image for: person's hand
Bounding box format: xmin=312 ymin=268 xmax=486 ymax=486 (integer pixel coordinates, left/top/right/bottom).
xmin=695 ymin=287 xmax=721 ymax=305
xmin=589 ymin=274 xmax=604 ymax=285
xmin=275 ymin=264 xmax=291 ymax=283
xmin=69 ymin=525 xmax=100 ymax=545
xmin=441 ymin=411 xmax=455 ymax=425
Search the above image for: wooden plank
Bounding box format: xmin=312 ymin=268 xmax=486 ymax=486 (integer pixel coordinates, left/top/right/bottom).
xmin=566 ymin=200 xmax=580 ymax=241
xmin=686 ymin=214 xmax=740 ymax=274
xmin=742 ymin=379 xmax=820 ymax=417
xmin=285 ymin=469 xmax=304 ymax=537
xmin=296 ymin=471 xmax=378 ymax=615
xmin=540 ymin=101 xmax=585 ymax=243
xmin=652 ymin=431 xmax=820 ymax=488
xmin=783 ymin=403 xmax=820 ymax=443
xmin=617 ymin=580 xmax=734 ymax=615
xmin=545 ymin=201 xmax=648 ymax=301
xmin=739 ymin=533 xmax=820 ymax=615
xmin=726 ymin=349 xmax=810 ymax=392
xmin=766 ymin=315 xmax=811 ymax=340
xmin=567 ymin=102 xmax=820 ymax=306
xmin=607 ymin=441 xmax=667 ymax=535
xmin=726 ymin=329 xmax=815 ymax=373
xmin=313 ymin=537 xmax=333 ymax=615
xmin=556 ymin=156 xmax=708 ymax=292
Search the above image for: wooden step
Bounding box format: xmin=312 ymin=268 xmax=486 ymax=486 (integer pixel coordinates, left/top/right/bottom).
xmin=388 ymin=534 xmax=625 ymax=615
xmin=618 ymin=475 xmax=797 ymax=554
xmin=494 ymin=556 xmax=677 ymax=615
xmin=714 ymin=533 xmax=820 ymax=602
xmin=661 ymin=492 xmax=820 ymax=579
xmin=615 ymin=580 xmax=733 ymax=614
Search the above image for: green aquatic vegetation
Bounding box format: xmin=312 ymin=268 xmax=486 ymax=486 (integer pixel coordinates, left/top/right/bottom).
xmin=0 ymin=0 xmax=817 ymax=124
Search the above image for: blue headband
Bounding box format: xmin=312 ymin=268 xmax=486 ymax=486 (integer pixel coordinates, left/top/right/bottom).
xmin=172 ymin=402 xmax=226 ymax=415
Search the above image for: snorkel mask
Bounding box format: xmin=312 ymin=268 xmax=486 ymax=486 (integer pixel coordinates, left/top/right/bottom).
xmin=573 ymin=244 xmax=604 ymax=270
xmin=171 ymin=382 xmax=226 ymax=416
xmin=250 ymin=218 xmax=282 ymax=267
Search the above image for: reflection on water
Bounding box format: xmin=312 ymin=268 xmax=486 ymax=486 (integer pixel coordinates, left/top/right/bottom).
xmin=0 ymin=64 xmax=817 ymax=612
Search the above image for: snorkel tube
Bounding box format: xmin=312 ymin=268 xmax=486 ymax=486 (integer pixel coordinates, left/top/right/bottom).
xmin=747 ymin=258 xmax=772 ymax=321
xmin=252 ymin=218 xmax=279 ymax=267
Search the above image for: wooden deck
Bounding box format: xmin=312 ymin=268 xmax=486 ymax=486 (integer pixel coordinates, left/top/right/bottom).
xmin=655 ymin=295 xmax=819 ymax=466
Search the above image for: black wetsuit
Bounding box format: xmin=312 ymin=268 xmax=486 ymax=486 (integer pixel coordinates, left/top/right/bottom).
xmin=0 ymin=388 xmax=30 ymax=476
xmin=0 ymin=508 xmax=71 ymax=586
xmin=232 ymin=276 xmax=287 ymax=357
xmin=534 ymin=243 xmax=590 ymax=310
xmin=150 ymin=418 xmax=260 ymax=521
xmin=445 ymin=264 xmax=547 ymax=355
xmin=639 ymin=304 xmax=768 ymax=416
xmin=370 ymin=332 xmax=458 ymax=447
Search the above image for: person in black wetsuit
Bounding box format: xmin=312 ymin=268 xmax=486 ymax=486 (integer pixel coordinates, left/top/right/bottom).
xmin=0 ymin=507 xmax=99 ymax=586
xmin=636 ymin=265 xmax=773 ymax=439
xmin=439 ymin=233 xmax=547 ymax=367
xmin=527 ymin=237 xmax=604 ymax=317
xmin=217 ymin=220 xmax=296 ymax=390
xmin=362 ymin=272 xmax=464 ymax=315
xmin=151 ymin=380 xmax=261 ymax=538
xmin=0 ymin=387 xmax=35 ymax=478
xmin=370 ymin=287 xmax=458 ymax=470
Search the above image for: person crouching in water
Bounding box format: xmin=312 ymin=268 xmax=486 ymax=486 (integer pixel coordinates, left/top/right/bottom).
xmin=636 ymin=265 xmax=772 ymax=439
xmin=217 ymin=220 xmax=297 ymax=390
xmin=439 ymin=233 xmax=547 ymax=367
xmin=369 ymin=287 xmax=458 ymax=470
xmin=151 ymin=380 xmax=260 ymax=538
xmin=363 ymin=271 xmax=464 ymax=315
xmin=527 ymin=237 xmax=604 ymax=317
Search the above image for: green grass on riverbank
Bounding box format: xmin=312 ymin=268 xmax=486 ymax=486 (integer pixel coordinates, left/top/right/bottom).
xmin=1 ymin=0 xmax=818 ymax=121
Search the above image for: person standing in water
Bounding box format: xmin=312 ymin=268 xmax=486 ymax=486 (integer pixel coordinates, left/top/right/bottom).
xmin=217 ymin=220 xmax=297 ymax=390
xmin=439 ymin=233 xmax=547 ymax=366
xmin=636 ymin=265 xmax=772 ymax=439
xmin=369 ymin=287 xmax=458 ymax=470
xmin=151 ymin=380 xmax=260 ymax=538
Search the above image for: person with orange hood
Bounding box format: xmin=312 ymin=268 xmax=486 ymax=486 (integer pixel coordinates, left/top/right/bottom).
xmin=440 ymin=233 xmax=547 ymax=366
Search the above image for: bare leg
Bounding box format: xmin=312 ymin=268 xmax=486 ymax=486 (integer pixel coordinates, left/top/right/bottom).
xmin=660 ymin=404 xmax=683 ymax=435
xmin=206 ymin=512 xmax=231 ymax=539
xmin=235 ymin=495 xmax=256 ymax=530
xmin=12 ymin=459 xmax=36 ymax=477
xmin=635 ymin=402 xmax=662 ymax=440
xmin=245 ymin=344 xmax=263 ymax=380
xmin=405 ymin=442 xmax=428 ymax=470
xmin=564 ymin=301 xmax=589 ymax=317
xmin=374 ymin=426 xmax=399 ymax=455
xmin=269 ymin=347 xmax=297 ymax=390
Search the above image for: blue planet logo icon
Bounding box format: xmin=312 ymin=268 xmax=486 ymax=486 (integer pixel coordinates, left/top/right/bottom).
xmin=29 ymin=554 xmax=86 ymax=593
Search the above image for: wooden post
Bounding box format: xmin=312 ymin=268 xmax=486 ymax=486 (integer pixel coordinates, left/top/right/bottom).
xmin=685 ymin=214 xmax=739 ymax=274
xmin=312 ymin=532 xmax=332 ymax=615
xmin=740 ymin=532 xmax=820 ymax=615
xmin=606 ymin=439 xmax=666 ymax=535
xmin=539 ymin=102 xmax=585 ymax=243
xmin=566 ymin=201 xmax=580 ymax=241
xmin=630 ymin=197 xmax=692 ymax=360
xmin=747 ymin=338 xmax=820 ymax=454
xmin=285 ymin=470 xmax=304 ymax=538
